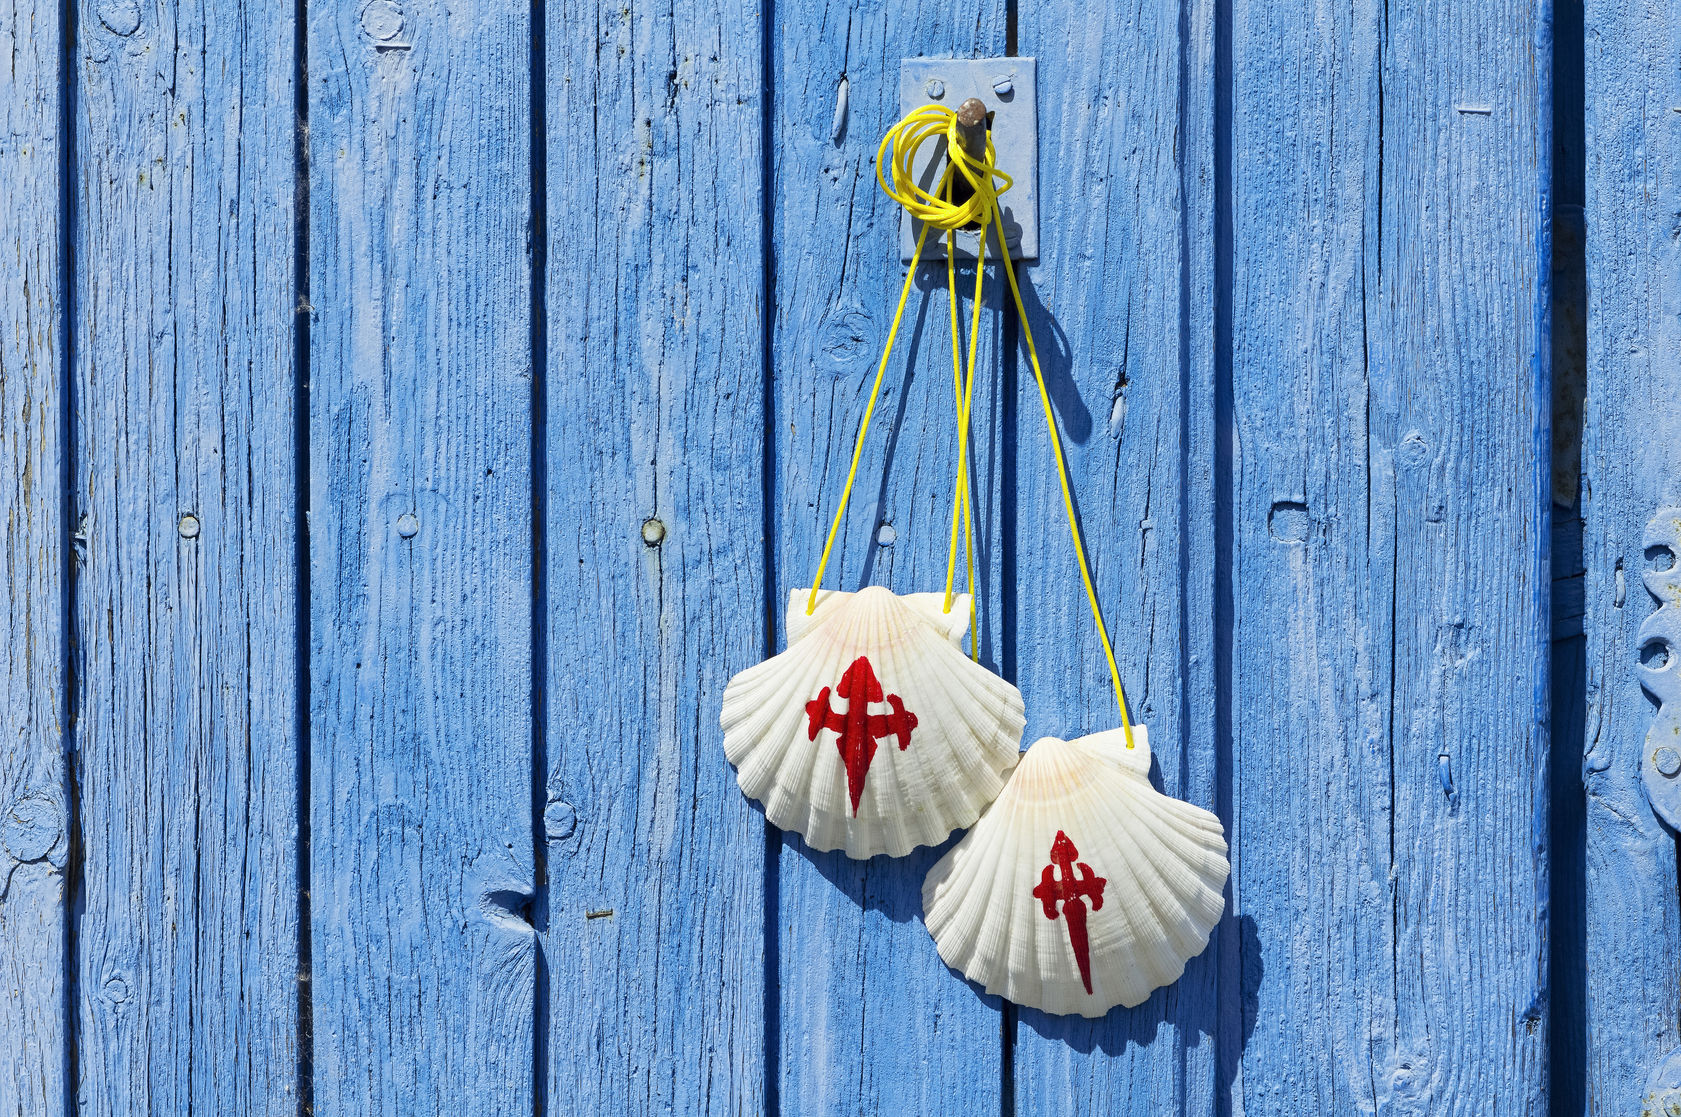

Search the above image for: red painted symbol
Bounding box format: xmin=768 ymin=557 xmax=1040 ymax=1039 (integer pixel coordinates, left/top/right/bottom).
xmin=1033 ymin=830 xmax=1108 ymax=995
xmin=805 ymin=656 xmax=918 ymax=816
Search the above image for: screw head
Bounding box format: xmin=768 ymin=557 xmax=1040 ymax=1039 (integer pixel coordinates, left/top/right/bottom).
xmin=925 ymin=78 xmax=945 ymax=100
xmin=360 ymin=0 xmax=404 ymax=41
xmin=178 ymin=514 xmax=200 ymax=539
xmin=992 ymin=76 xmax=1014 ymax=96
xmin=1657 ymin=746 xmax=1681 ymax=778
xmin=642 ymin=517 xmax=666 ymax=546
xmin=396 ymin=513 xmax=419 ymax=538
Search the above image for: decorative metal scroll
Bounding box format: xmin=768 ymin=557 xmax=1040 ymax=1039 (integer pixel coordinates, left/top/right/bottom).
xmin=1639 ymin=508 xmax=1681 ymax=828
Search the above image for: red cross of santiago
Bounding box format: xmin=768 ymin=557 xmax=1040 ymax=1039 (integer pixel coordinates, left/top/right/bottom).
xmin=1033 ymin=830 xmax=1108 ymax=995
xmin=805 ymin=656 xmax=917 ymax=816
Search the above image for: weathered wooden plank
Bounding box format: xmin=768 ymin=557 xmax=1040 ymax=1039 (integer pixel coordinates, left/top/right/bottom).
xmin=1227 ymin=0 xmax=1550 ymax=1109
xmin=768 ymin=10 xmax=1009 ymax=1115
xmin=1376 ymin=2 xmax=1550 ymax=1108
xmin=0 ymin=1 xmax=67 ymax=1112
xmin=1224 ymin=0 xmax=1394 ymax=1082
xmin=308 ymin=0 xmax=535 ymax=1110
xmin=71 ymin=0 xmax=299 ymax=1112
xmin=1581 ymin=0 xmax=1681 ymax=1103
xmin=1008 ymin=0 xmax=1222 ymax=1110
xmin=540 ymin=0 xmax=767 ymax=1112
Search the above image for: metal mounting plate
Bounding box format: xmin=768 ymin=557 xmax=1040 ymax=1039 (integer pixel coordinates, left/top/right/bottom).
xmin=899 ymin=58 xmax=1037 ymax=262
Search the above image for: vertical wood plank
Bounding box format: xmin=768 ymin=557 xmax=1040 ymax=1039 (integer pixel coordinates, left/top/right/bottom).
xmin=1225 ymin=6 xmax=1393 ymax=1098
xmin=1227 ymin=0 xmax=1549 ymax=1109
xmin=0 ymin=1 xmax=67 ymax=1112
xmin=1581 ymin=0 xmax=1681 ymax=1103
xmin=1378 ymin=0 xmax=1550 ymax=1101
xmin=308 ymin=0 xmax=535 ymax=1110
xmin=1009 ymin=0 xmax=1222 ymax=1110
xmin=768 ymin=11 xmax=1010 ymax=1116
xmin=541 ymin=0 xmax=767 ymax=1111
xmin=72 ymin=0 xmax=299 ymax=1111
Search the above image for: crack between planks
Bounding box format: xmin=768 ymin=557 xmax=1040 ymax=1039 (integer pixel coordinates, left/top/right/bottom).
xmin=1372 ymin=0 xmax=1401 ymax=1099
xmin=528 ymin=0 xmax=551 ymax=1110
xmin=291 ymin=0 xmax=315 ymax=1104
xmin=1209 ymin=0 xmax=1239 ymax=1102
xmin=758 ymin=0 xmax=782 ymax=1109
xmin=58 ymin=0 xmax=82 ymax=1109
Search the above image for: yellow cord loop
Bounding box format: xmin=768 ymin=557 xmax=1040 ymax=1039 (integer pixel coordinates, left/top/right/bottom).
xmin=808 ymin=102 xmax=1134 ymax=746
xmin=875 ymin=104 xmax=1013 ymax=232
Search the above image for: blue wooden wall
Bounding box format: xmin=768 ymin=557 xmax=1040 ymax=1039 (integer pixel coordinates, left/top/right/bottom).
xmin=1 ymin=0 xmax=1664 ymax=1110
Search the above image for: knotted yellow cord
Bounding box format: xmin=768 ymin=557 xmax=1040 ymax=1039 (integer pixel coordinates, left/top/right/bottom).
xmin=807 ymin=103 xmax=1135 ymax=747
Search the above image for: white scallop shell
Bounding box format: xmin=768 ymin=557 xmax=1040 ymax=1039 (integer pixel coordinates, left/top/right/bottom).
xmin=721 ymin=586 xmax=1025 ymax=858
xmin=922 ymin=726 xmax=1229 ymax=1015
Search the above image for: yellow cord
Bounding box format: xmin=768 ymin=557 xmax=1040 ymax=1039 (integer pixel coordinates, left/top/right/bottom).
xmin=811 ymin=103 xmax=1134 ymax=748
xmin=875 ymin=105 xmax=1012 ymax=233
xmin=886 ymin=105 xmax=1133 ymax=743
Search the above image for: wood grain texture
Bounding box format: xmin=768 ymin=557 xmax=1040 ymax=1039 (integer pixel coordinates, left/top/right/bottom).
xmin=307 ymin=0 xmax=535 ymax=1110
xmin=1581 ymin=0 xmax=1681 ymax=1103
xmin=71 ymin=0 xmax=299 ymax=1112
xmin=540 ymin=0 xmax=768 ymax=1112
xmin=0 ymin=1 xmax=67 ymax=1112
xmin=1009 ymin=0 xmax=1223 ymax=1110
xmin=1228 ymin=0 xmax=1549 ymax=1110
xmin=768 ymin=9 xmax=1009 ymax=1114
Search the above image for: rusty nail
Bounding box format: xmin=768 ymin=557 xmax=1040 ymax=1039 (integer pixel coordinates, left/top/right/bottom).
xmin=955 ymin=97 xmax=988 ymax=161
